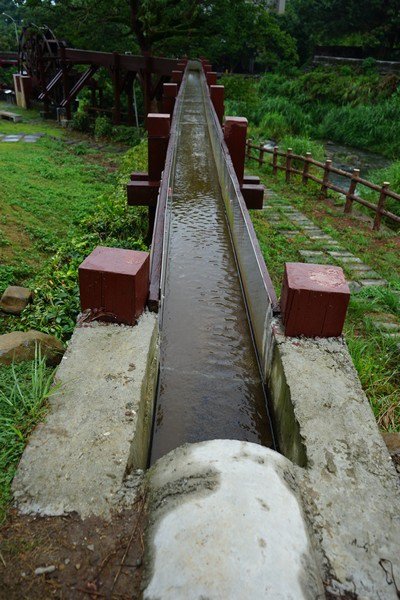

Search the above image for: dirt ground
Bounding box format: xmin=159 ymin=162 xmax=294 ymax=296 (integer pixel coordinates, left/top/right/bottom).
xmin=0 ymin=495 xmax=146 ymax=600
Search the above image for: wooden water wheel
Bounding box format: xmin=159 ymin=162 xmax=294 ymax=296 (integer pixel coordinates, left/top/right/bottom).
xmin=18 ymin=25 xmax=65 ymax=96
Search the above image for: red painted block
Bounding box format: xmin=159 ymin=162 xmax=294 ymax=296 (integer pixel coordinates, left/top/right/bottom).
xmin=171 ymin=70 xmax=183 ymax=85
xmin=147 ymin=113 xmax=170 ymax=182
xmin=162 ymin=83 xmax=178 ymax=115
xmin=147 ymin=113 xmax=170 ymax=137
xmin=224 ymin=117 xmax=248 ymax=184
xmin=127 ymin=180 xmax=159 ymax=206
xmin=130 ymin=172 xmax=149 ymax=182
xmin=79 ymin=246 xmax=149 ymax=326
xmin=243 ymin=175 xmax=261 ymax=185
xmin=281 ymin=263 xmax=350 ymax=338
xmin=203 ymin=63 xmax=212 ymax=73
xmin=210 ymin=85 xmax=224 ymax=125
xmin=206 ymin=71 xmax=217 ymax=86
xmin=241 ymin=184 xmax=264 ymax=210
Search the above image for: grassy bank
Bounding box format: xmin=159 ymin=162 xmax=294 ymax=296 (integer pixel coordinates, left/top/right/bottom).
xmin=0 ymin=116 xmax=149 ymax=520
xmin=221 ymin=67 xmax=400 ymax=159
xmin=248 ymin=162 xmax=400 ymax=431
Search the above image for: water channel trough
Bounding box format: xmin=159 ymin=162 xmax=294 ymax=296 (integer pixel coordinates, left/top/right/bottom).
xmin=150 ymin=69 xmax=274 ymax=463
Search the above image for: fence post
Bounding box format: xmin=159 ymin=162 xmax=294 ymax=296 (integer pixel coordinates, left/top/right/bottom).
xmin=373 ymin=181 xmax=390 ymax=231
xmin=258 ymin=143 xmax=265 ymax=165
xmin=302 ymin=152 xmax=312 ymax=185
xmin=272 ymin=146 xmax=278 ymax=177
xmin=285 ymin=148 xmax=293 ymax=183
xmin=247 ymin=138 xmax=252 ymax=160
xmin=320 ymin=159 xmax=332 ymax=199
xmin=344 ymin=168 xmax=360 ymax=214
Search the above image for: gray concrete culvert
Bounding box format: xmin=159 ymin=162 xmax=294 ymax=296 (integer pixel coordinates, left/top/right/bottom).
xmin=142 ymin=440 xmax=325 ymax=600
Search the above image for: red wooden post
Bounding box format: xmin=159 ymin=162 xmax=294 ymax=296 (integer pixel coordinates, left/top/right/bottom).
xmin=224 ymin=116 xmax=248 ymax=185
xmin=272 ymin=146 xmax=279 ymax=176
xmin=302 ymin=152 xmax=312 ymax=185
xmin=206 ymin=71 xmax=217 ymax=87
xmin=162 ymin=82 xmax=178 ymax=116
xmin=210 ymin=85 xmax=224 ymax=125
xmin=280 ymin=263 xmax=350 ymax=337
xmin=373 ymin=181 xmax=390 ymax=231
xmin=344 ymin=168 xmax=360 ymax=214
xmin=171 ymin=70 xmax=183 ymax=86
xmin=147 ymin=113 xmax=171 ymax=182
xmin=147 ymin=113 xmax=170 ymax=236
xmin=79 ymin=246 xmax=149 ymax=326
xmin=320 ymin=159 xmax=332 ymax=199
xmin=285 ymin=148 xmax=293 ymax=183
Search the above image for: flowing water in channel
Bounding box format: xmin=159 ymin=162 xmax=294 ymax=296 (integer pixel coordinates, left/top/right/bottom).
xmin=149 ymin=70 xmax=274 ymax=464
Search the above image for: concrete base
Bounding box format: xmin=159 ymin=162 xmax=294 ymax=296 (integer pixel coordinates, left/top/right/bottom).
xmin=143 ymin=440 xmax=324 ymax=600
xmin=12 ymin=313 xmax=159 ymax=519
xmin=265 ymin=317 xmax=400 ymax=598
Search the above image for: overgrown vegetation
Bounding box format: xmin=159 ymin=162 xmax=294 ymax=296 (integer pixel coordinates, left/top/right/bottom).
xmin=0 ymin=102 xmax=148 ymax=339
xmin=222 ymin=68 xmax=400 ymax=158
xmin=0 ymin=348 xmax=55 ymax=522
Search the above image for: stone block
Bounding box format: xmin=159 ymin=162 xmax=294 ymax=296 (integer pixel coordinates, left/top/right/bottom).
xmin=79 ymin=246 xmax=149 ymax=325
xmin=281 ymin=262 xmax=350 ymax=337
xmin=0 ymin=285 xmax=32 ymax=314
xmin=0 ymin=330 xmax=64 ymax=365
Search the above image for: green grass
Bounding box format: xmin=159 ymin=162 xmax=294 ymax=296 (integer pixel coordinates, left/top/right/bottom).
xmin=0 ymin=120 xmax=129 ymax=334
xmin=249 ymin=163 xmax=400 ymax=431
xmin=0 ymin=101 xmax=63 ymax=137
xmin=0 ymin=349 xmax=55 ymax=522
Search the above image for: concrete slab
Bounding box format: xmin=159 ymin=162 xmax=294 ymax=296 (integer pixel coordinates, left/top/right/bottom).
xmin=359 ymin=278 xmax=387 ymax=287
xmin=143 ymin=440 xmax=324 ymax=600
xmin=2 ymin=135 xmax=23 ymax=142
xmin=12 ymin=313 xmax=159 ymax=519
xmin=264 ymin=320 xmax=400 ymax=598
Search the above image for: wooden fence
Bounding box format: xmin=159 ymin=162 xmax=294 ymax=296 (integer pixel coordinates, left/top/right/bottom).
xmin=246 ymin=141 xmax=400 ymax=231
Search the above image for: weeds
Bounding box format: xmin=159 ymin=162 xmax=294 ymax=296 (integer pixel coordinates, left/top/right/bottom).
xmin=0 ymin=347 xmax=56 ymax=522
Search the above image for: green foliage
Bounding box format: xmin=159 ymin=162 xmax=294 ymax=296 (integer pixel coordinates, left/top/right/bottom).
xmin=94 ymin=115 xmax=113 ymax=139
xmin=112 ymin=125 xmax=144 ymax=146
xmin=280 ymin=135 xmax=325 ymax=161
xmin=0 ymin=348 xmax=55 ymax=521
xmin=17 ymin=141 xmax=149 ymax=340
xmin=224 ymin=69 xmax=400 ymax=158
xmin=71 ymin=110 xmax=92 ymax=134
xmin=317 ymin=96 xmax=400 ymax=157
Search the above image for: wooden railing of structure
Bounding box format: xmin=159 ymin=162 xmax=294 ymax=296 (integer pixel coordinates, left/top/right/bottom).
xmin=246 ymin=141 xmax=400 ymax=231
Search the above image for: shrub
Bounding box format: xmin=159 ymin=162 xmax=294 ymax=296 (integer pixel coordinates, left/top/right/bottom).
xmin=71 ymin=110 xmax=92 ymax=133
xmin=94 ymin=115 xmax=112 ymax=139
xmin=112 ymin=125 xmax=144 ymax=146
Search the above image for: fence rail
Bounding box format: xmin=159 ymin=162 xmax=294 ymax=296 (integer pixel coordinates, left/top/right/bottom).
xmin=246 ymin=141 xmax=400 ymax=231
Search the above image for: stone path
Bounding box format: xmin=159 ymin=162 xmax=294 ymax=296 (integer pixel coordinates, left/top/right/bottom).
xmin=263 ymin=190 xmax=400 ymax=341
xmin=0 ymin=133 xmax=45 ymax=143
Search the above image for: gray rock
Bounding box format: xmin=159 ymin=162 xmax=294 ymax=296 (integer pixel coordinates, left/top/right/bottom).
xmin=0 ymin=286 xmax=32 ymax=315
xmin=0 ymin=331 xmax=64 ymax=365
xmin=34 ymin=565 xmax=56 ymax=575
